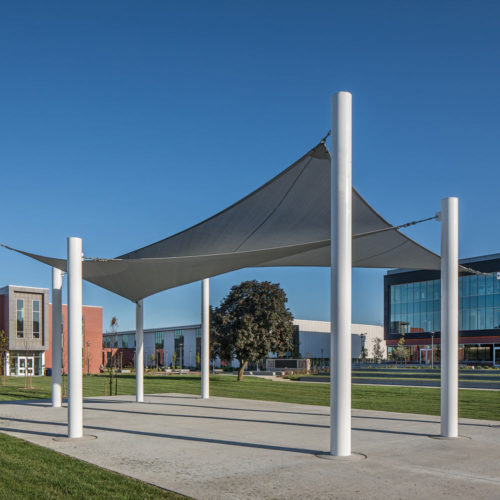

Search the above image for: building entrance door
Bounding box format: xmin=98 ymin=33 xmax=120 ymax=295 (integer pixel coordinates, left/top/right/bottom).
xmin=494 ymin=347 xmax=500 ymax=367
xmin=420 ymin=348 xmax=432 ymax=365
xmin=17 ymin=357 xmax=34 ymax=376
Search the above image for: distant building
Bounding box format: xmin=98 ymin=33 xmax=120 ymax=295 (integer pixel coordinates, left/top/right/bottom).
xmin=102 ymin=319 xmax=386 ymax=369
xmin=293 ymin=319 xmax=385 ymax=362
xmin=0 ymin=284 xmax=103 ymax=376
xmin=385 ymin=253 xmax=500 ymax=366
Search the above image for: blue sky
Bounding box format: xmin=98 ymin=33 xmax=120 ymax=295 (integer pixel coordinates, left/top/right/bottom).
xmin=1 ymin=1 xmax=499 ymax=331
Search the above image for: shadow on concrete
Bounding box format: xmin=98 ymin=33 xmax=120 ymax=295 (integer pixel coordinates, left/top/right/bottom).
xmin=352 ymin=413 xmax=498 ymax=429
xmin=83 ymin=405 xmax=330 ymax=429
xmin=0 ymin=413 xmax=433 ymax=446
xmin=143 ymin=397 xmax=328 ymax=417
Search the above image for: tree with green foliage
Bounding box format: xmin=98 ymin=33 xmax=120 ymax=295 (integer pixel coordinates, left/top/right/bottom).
xmin=360 ymin=346 xmax=368 ymax=363
xmin=372 ymin=337 xmax=384 ymax=363
xmin=211 ymin=280 xmax=294 ymax=381
xmin=394 ymin=333 xmax=410 ymax=367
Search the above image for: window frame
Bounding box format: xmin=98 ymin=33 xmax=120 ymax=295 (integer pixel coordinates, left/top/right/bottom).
xmin=32 ymin=299 xmax=41 ymax=339
xmin=16 ymin=299 xmax=24 ymax=338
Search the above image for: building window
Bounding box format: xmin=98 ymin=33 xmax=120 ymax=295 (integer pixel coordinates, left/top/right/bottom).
xmin=16 ymin=299 xmax=24 ymax=338
xmin=32 ymin=300 xmax=40 ymax=339
xmin=122 ymin=335 xmax=129 ymax=348
xmin=174 ymin=330 xmax=184 ymax=364
xmin=155 ymin=331 xmax=165 ymax=349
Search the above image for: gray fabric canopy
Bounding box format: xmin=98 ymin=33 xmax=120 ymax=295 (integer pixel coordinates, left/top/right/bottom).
xmin=4 ymin=141 xmax=441 ymax=302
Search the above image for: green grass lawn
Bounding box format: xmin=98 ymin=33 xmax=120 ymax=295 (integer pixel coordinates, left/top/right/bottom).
xmin=0 ymin=374 xmax=498 ymax=421
xmin=0 ymin=432 xmax=187 ymax=500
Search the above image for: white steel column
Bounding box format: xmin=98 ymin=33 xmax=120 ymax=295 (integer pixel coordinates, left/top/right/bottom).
xmin=67 ymin=237 xmax=83 ymax=438
xmin=440 ymin=197 xmax=459 ymax=437
xmin=136 ymin=300 xmax=144 ymax=403
xmin=201 ymin=278 xmax=210 ymax=399
xmin=51 ymin=267 xmax=63 ymax=408
xmin=330 ymin=91 xmax=352 ymax=456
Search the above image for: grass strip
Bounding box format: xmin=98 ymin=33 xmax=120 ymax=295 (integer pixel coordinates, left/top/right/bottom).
xmin=0 ymin=432 xmax=187 ymax=500
xmin=0 ymin=374 xmax=498 ymax=421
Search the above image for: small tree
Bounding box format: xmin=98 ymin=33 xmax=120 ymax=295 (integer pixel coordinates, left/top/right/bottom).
xmin=171 ymin=351 xmax=177 ymax=369
xmin=211 ymin=280 xmax=294 ymax=381
xmin=0 ymin=330 xmax=8 ymax=384
xmin=195 ymin=351 xmax=201 ymax=369
xmin=360 ymin=346 xmax=368 ymax=363
xmin=109 ymin=316 xmax=119 ymax=396
xmin=372 ymin=337 xmax=384 ymax=363
xmin=394 ymin=333 xmax=410 ymax=367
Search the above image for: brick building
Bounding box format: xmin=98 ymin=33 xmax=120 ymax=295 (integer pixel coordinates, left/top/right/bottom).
xmin=0 ymin=284 xmax=103 ymax=376
xmin=45 ymin=303 xmax=103 ymax=375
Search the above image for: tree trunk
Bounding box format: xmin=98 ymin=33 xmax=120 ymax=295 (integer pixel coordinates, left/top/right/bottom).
xmin=237 ymin=361 xmax=247 ymax=381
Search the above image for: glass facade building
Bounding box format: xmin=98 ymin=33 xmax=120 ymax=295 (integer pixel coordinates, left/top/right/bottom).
xmin=385 ymin=254 xmax=500 ymax=366
xmin=390 ymin=274 xmax=500 ymax=335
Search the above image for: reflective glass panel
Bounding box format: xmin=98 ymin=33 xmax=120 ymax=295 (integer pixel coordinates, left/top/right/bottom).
xmin=16 ymin=299 xmax=24 ymax=338
xmin=434 ymin=280 xmax=440 ymax=300
xmin=486 ymin=307 xmax=494 ymax=329
xmin=478 ymin=275 xmax=486 ymax=296
xmin=401 ymin=284 xmax=407 ymax=303
xmin=463 ymin=276 xmax=470 ymax=297
xmin=414 ymin=282 xmax=420 ymax=301
xmin=494 ymin=309 xmax=500 ymax=329
xmin=470 ymin=276 xmax=478 ymax=296
xmin=486 ymin=275 xmax=494 ymax=295
xmin=32 ymin=300 xmax=40 ymax=339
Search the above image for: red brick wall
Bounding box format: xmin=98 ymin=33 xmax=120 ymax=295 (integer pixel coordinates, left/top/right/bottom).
xmin=46 ymin=304 xmax=103 ymax=374
xmin=102 ymin=347 xmax=135 ymax=369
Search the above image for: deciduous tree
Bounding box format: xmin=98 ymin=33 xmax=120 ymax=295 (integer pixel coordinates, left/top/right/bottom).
xmin=372 ymin=337 xmax=384 ymax=363
xmin=211 ymin=280 xmax=294 ymax=381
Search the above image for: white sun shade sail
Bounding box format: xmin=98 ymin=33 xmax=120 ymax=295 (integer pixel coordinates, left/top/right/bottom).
xmin=5 ymin=141 xmax=441 ymax=302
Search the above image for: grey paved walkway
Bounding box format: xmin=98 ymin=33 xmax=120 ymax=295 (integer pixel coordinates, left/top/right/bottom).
xmin=0 ymin=394 xmax=499 ymax=499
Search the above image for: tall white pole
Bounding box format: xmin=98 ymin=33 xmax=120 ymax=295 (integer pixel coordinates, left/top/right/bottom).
xmin=201 ymin=278 xmax=210 ymax=399
xmin=440 ymin=197 xmax=459 ymax=437
xmin=67 ymin=237 xmax=83 ymax=438
xmin=331 ymin=91 xmax=352 ymax=456
xmin=136 ymin=300 xmax=144 ymax=403
xmin=51 ymin=268 xmax=63 ymax=408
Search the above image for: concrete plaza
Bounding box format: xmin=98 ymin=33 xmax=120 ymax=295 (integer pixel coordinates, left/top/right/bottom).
xmin=0 ymin=394 xmax=499 ymax=499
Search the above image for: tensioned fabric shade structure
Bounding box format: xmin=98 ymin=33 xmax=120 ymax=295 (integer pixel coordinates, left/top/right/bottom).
xmin=6 ymin=141 xmax=440 ymax=302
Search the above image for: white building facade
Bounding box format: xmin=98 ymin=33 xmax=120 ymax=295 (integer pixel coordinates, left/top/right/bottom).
xmin=103 ymin=319 xmax=386 ymax=369
xmin=293 ymin=319 xmax=386 ymax=361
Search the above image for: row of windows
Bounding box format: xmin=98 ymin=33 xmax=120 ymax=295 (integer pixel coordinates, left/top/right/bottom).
xmin=103 ymin=329 xmax=200 ymax=349
xmin=391 ymin=274 xmax=500 ymax=305
xmin=391 ymin=309 xmax=500 ymax=334
xmin=16 ymin=299 xmax=41 ymax=339
xmin=390 ymin=274 xmax=500 ymax=333
xmin=103 ymin=334 xmax=136 ymax=349
xmin=387 ymin=343 xmax=499 ymax=363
